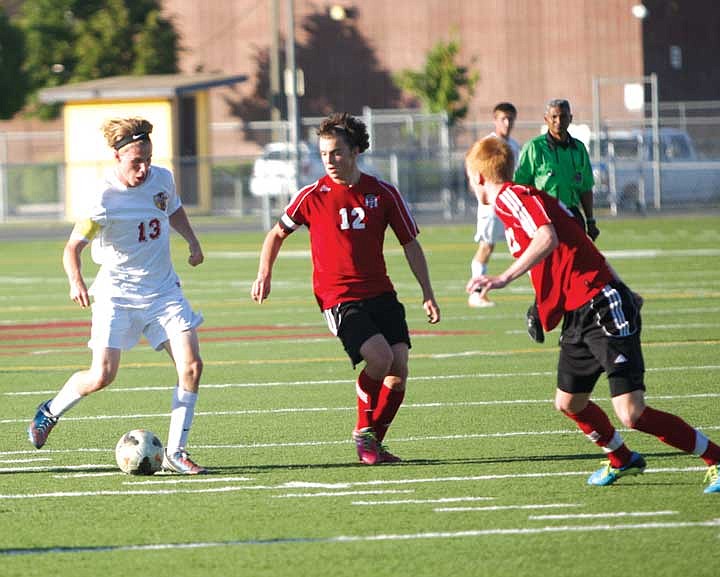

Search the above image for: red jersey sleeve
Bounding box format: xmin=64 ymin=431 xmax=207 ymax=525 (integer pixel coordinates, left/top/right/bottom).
xmin=495 ymin=184 xmax=613 ymax=331
xmin=375 ymin=178 xmax=419 ymax=245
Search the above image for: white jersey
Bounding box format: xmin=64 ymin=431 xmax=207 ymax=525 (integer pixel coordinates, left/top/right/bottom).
xmin=475 ymin=133 xmax=521 ymax=242
xmin=71 ymin=166 xmax=182 ymax=301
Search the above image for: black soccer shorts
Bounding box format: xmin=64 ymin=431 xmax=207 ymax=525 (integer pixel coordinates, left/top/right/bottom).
xmin=557 ymin=281 xmax=646 ymax=397
xmin=323 ymin=292 xmax=411 ymax=367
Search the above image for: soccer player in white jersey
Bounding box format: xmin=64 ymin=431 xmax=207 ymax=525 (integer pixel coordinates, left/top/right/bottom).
xmin=27 ymin=117 xmax=208 ymax=474
xmin=468 ymin=102 xmax=521 ymax=308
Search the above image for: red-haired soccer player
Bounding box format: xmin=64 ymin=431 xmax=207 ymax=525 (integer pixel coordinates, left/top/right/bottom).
xmin=465 ymin=136 xmax=720 ymax=492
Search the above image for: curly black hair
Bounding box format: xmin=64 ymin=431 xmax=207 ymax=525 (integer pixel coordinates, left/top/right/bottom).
xmin=316 ymin=112 xmax=370 ymax=153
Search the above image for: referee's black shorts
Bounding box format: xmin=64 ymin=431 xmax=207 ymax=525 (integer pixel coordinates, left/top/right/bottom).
xmin=557 ymin=281 xmax=646 ymax=397
xmin=323 ymin=292 xmax=411 ymax=367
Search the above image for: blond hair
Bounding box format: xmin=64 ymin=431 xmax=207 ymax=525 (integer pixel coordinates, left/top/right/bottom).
xmin=465 ymin=136 xmax=514 ymax=184
xmin=101 ymin=117 xmax=153 ymax=150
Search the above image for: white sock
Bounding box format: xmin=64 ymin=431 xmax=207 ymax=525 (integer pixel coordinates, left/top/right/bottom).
xmin=693 ymin=430 xmax=709 ymax=456
xmin=48 ymin=380 xmax=83 ymax=417
xmin=471 ymin=260 xmax=487 ymax=279
xmin=166 ymin=386 xmax=198 ymax=452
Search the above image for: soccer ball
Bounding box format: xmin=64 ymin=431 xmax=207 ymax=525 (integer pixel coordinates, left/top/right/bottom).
xmin=115 ymin=429 xmax=164 ymax=475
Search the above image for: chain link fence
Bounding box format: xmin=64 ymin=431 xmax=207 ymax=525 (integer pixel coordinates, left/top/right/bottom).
xmin=2 ymin=104 xmax=719 ymax=224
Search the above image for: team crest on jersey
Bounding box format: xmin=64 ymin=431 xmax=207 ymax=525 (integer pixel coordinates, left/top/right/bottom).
xmin=320 ymin=184 xmax=332 ymax=192
xmin=153 ymin=192 xmax=169 ymax=211
xmin=364 ymin=194 xmax=378 ymax=209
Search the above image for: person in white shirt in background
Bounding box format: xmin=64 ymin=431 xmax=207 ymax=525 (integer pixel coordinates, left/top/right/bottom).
xmin=27 ymin=117 xmax=208 ymax=475
xmin=468 ymin=102 xmax=521 ymax=308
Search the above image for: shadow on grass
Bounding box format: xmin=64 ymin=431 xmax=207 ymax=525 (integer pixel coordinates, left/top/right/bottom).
xmin=205 ymin=449 xmax=691 ymax=474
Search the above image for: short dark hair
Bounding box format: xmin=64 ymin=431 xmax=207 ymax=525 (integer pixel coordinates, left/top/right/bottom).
xmin=493 ymin=102 xmax=517 ymax=117
xmin=317 ymin=112 xmax=370 ymax=153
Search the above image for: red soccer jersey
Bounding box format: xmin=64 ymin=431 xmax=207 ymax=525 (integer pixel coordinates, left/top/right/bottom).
xmin=494 ymin=183 xmax=614 ymax=331
xmin=279 ymin=173 xmax=419 ymax=310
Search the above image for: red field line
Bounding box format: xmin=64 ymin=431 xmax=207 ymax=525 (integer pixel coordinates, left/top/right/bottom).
xmin=2 ymin=324 xmax=488 ymax=347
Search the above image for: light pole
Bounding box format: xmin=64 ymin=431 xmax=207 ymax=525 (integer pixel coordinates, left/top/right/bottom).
xmin=284 ymin=0 xmax=301 ymax=195
xmin=270 ymin=0 xmax=282 ymax=141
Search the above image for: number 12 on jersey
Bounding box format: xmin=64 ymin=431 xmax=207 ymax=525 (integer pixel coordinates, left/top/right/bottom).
xmin=339 ymin=207 xmax=366 ymax=230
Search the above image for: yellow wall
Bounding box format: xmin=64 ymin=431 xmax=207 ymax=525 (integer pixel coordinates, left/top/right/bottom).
xmin=63 ymin=100 xmax=174 ymax=220
xmin=194 ymin=91 xmax=211 ymax=213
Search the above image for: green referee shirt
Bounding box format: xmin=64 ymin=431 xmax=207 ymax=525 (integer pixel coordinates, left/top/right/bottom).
xmin=513 ymin=132 xmax=594 ymax=209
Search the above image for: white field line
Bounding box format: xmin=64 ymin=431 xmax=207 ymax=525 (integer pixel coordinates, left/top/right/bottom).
xmin=352 ymin=496 xmax=495 ymax=505
xmin=5 ymin=364 xmax=720 ymax=397
xmin=3 ymin=397 xmax=720 ymax=427
xmin=123 ymin=476 xmax=254 ymax=485
xmin=0 ymin=464 xmax=112 ymax=473
xmin=0 ymin=485 xmax=304 ymax=500
xmin=2 ymin=519 xmax=720 ymax=556
xmin=528 ymin=511 xmax=678 ymax=520
xmin=0 ymin=467 xmax=709 ymax=498
xmin=435 ymin=503 xmax=581 ymax=513
xmin=273 ymin=489 xmax=415 ymax=498
xmin=53 ymin=472 xmax=122 ymax=479
xmin=3 ymin=426 xmax=720 ymax=461
xmin=202 ymin=248 xmax=720 ymax=260
xmin=0 ymin=457 xmax=51 ymax=464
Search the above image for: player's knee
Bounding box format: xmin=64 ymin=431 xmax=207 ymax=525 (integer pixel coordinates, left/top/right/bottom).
xmin=384 ymin=374 xmax=406 ymax=392
xmin=365 ymin=350 xmax=393 ymax=378
xmin=616 ymin=406 xmax=643 ymax=429
xmin=88 ymin=368 xmax=116 ymax=392
xmin=554 ymin=395 xmax=589 ymax=415
xmin=182 ymin=357 xmax=203 ymax=384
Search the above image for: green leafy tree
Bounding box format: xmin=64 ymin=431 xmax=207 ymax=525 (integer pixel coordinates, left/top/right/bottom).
xmin=132 ymin=9 xmax=179 ymax=74
xmin=19 ymin=0 xmax=179 ymax=119
xmin=395 ymin=38 xmax=478 ymax=125
xmin=0 ymin=7 xmax=27 ymax=119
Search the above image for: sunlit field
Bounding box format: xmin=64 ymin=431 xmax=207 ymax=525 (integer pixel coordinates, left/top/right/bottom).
xmin=1 ymin=214 xmax=719 ymax=577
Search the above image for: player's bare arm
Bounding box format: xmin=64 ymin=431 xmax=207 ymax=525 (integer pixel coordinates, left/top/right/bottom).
xmin=251 ymin=223 xmax=289 ymax=304
xmin=402 ymin=238 xmax=440 ymax=324
xmin=169 ymin=206 xmax=204 ymax=267
xmin=467 ymin=223 xmax=558 ymax=294
xmin=63 ymin=237 xmax=90 ymax=308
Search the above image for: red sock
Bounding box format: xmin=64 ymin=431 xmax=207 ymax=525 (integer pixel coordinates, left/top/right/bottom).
xmin=373 ymin=386 xmax=405 ymax=442
xmin=563 ymin=401 xmax=632 ymax=468
xmin=633 ymin=406 xmax=720 ymax=465
xmin=355 ymin=370 xmax=382 ymax=431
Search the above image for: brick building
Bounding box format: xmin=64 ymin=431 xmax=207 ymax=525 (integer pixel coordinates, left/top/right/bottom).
xmin=161 ymin=0 xmax=647 ymax=151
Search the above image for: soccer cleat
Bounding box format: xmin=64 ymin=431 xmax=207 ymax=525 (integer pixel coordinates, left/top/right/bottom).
xmin=377 ymin=443 xmax=402 ymax=464
xmin=468 ymin=291 xmax=495 ymax=308
xmin=27 ymin=400 xmax=58 ymax=449
xmin=352 ymin=427 xmax=379 ymax=465
xmin=704 ymin=464 xmax=720 ymax=494
xmin=162 ymin=449 xmax=207 ymax=475
xmin=526 ymin=305 xmax=545 ymax=343
xmin=587 ymin=451 xmax=646 ymax=486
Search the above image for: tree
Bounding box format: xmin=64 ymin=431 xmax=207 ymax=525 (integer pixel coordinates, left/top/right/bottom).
xmin=18 ymin=0 xmax=180 ymax=119
xmin=394 ymin=38 xmax=478 ymax=125
xmin=0 ymin=6 xmax=27 ymax=119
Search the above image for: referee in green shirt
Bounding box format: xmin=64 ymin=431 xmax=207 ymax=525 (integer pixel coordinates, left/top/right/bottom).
xmin=514 ymin=98 xmax=599 ymax=343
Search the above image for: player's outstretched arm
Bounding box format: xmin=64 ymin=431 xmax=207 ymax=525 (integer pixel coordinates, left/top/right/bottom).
xmin=402 ymin=239 xmax=440 ymax=324
xmin=169 ymin=206 xmax=204 ymax=267
xmin=251 ymin=223 xmax=289 ymax=304
xmin=467 ymin=223 xmax=558 ymax=295
xmin=63 ymin=237 xmax=90 ymax=308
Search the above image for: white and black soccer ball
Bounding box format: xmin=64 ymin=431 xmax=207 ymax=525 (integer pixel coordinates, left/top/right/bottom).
xmin=115 ymin=429 xmax=164 ymax=475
